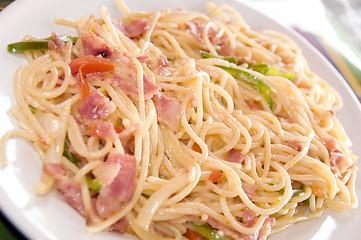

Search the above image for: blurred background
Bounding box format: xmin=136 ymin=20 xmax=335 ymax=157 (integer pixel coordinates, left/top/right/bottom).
xmin=241 ymin=0 xmax=361 ymax=102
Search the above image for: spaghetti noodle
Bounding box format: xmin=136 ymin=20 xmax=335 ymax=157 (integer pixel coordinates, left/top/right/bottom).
xmin=1 ymin=1 xmax=358 ymax=239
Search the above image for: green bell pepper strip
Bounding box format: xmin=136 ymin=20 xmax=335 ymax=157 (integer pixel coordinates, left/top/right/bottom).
xmin=7 ymin=35 xmax=78 ymax=53
xmin=7 ymin=41 xmax=49 ymax=53
xmin=215 ymin=65 xmax=273 ymax=109
xmin=250 ymin=63 xmax=297 ymax=80
xmin=85 ymin=175 xmax=101 ymax=193
xmin=62 ymin=141 xmax=81 ymax=165
xmin=190 ymin=223 xmax=227 ymax=240
xmin=200 ymin=51 xmax=240 ymax=65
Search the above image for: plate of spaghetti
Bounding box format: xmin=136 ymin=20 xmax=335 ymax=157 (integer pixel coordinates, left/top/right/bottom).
xmin=1 ymin=0 xmax=361 ymax=239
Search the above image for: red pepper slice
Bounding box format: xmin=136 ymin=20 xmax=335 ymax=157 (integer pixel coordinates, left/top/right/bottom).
xmin=209 ymin=170 xmax=223 ymax=183
xmin=70 ymin=56 xmax=115 ymax=102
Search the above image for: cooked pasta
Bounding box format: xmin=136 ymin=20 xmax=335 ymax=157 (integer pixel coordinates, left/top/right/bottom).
xmin=1 ymin=1 xmax=358 ymax=239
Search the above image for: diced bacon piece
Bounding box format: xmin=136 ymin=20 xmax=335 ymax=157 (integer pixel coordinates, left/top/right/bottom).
xmin=247 ymin=102 xmax=263 ymax=110
xmin=104 ymin=50 xmax=159 ymax=99
xmin=56 ymin=178 xmax=85 ymax=216
xmin=143 ymin=74 xmax=160 ymax=99
xmin=320 ymin=135 xmax=338 ymax=152
xmin=87 ymin=121 xmax=115 ymax=139
xmin=207 ymin=216 xmax=274 ymax=240
xmin=136 ymin=55 xmax=151 ymax=63
xmin=112 ymin=18 xmax=149 ymax=38
xmin=95 ymin=152 xmax=136 ymax=219
xmin=81 ymin=32 xmax=111 ymax=57
xmin=243 ymin=209 xmax=256 ymax=227
xmin=86 ymin=71 xmax=159 ymax=100
xmin=286 ymin=141 xmax=303 ymax=151
xmin=158 ymin=54 xmax=171 ymax=76
xmin=78 ymin=90 xmax=116 ymax=121
xmin=330 ymin=151 xmax=353 ymax=173
xmin=185 ymin=21 xmax=203 ymax=42
xmin=43 ymin=163 xmax=85 ymax=216
xmin=158 ymin=54 xmax=169 ymax=67
xmin=257 ymin=218 xmax=275 ymax=240
xmin=48 ymin=32 xmax=65 ymax=52
xmin=227 ymin=149 xmax=245 ymax=164
xmin=122 ymin=18 xmax=149 ymax=38
xmin=152 ymin=92 xmax=182 ymax=131
xmin=242 ymin=182 xmax=256 ymax=198
xmin=93 ymin=163 xmax=121 ymax=187
xmin=109 ymin=217 xmax=129 ymax=233
xmin=43 ymin=163 xmax=70 ymax=180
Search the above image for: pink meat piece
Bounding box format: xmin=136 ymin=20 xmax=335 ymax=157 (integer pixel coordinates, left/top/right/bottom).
xmin=286 ymin=141 xmax=303 ymax=151
xmin=242 ymin=182 xmax=257 ymax=198
xmin=185 ymin=20 xmax=231 ymax=55
xmin=243 ymin=209 xmax=256 ymax=227
xmin=48 ymin=32 xmax=65 ymax=52
xmin=227 ymin=149 xmax=245 ymax=164
xmin=152 ymin=92 xmax=182 ymax=131
xmin=257 ymin=218 xmax=276 ymax=240
xmin=43 ymin=163 xmax=85 ymax=216
xmin=330 ymin=150 xmax=353 ymax=173
xmin=87 ymin=120 xmax=115 ymax=139
xmin=102 ymin=50 xmax=159 ymax=99
xmin=115 ymin=18 xmax=149 ymax=38
xmin=95 ymin=152 xmax=136 ymax=219
xmin=78 ymin=90 xmax=116 ymax=121
xmin=207 ymin=216 xmax=275 ymax=240
xmin=81 ymin=32 xmax=111 ymax=57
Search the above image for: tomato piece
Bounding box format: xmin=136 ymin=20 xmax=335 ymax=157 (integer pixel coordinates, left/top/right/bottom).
xmin=209 ymin=170 xmax=223 ymax=183
xmin=184 ymin=228 xmax=204 ymax=240
xmin=69 ymin=55 xmax=110 ymax=74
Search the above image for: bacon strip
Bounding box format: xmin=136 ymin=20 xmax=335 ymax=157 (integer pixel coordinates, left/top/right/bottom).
xmin=227 ymin=149 xmax=245 ymax=164
xmin=113 ymin=18 xmax=149 ymax=38
xmin=81 ymin=32 xmax=111 ymax=57
xmin=43 ymin=163 xmax=85 ymax=216
xmin=152 ymin=92 xmax=182 ymax=131
xmin=78 ymin=90 xmax=116 ymax=121
xmin=95 ymin=152 xmax=136 ymax=219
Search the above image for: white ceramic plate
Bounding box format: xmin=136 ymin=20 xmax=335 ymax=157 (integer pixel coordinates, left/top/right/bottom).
xmin=1 ymin=0 xmax=361 ymax=239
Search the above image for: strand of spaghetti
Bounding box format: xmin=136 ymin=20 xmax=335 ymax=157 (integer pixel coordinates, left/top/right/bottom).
xmin=115 ymin=0 xmax=131 ymax=16
xmin=14 ymin=65 xmax=52 ymax=144
xmin=135 ymin=173 xmax=190 ymax=230
xmin=180 ymin=113 xmax=208 ymax=162
xmin=67 ymin=117 xmax=113 ymax=160
xmin=86 ymin=132 xmax=150 ymax=234
xmin=33 ymin=100 xmax=71 ymax=195
xmin=140 ymin=11 xmax=161 ymax=44
xmin=283 ymin=131 xmax=315 ymax=170
xmin=151 ymin=30 xmax=188 ymax=58
xmin=26 ymin=61 xmax=71 ymax=98
xmin=91 ymin=80 xmax=140 ymax=123
xmin=74 ymin=160 xmax=103 ymax=184
xmin=220 ymin=196 xmax=268 ymax=235
xmin=99 ymin=6 xmax=131 ymax=54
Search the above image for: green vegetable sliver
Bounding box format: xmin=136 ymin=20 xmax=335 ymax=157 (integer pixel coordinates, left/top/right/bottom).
xmin=63 ymin=141 xmax=81 ymax=165
xmin=85 ymin=175 xmax=101 ymax=193
xmin=190 ymin=223 xmax=226 ymax=240
xmin=7 ymin=41 xmax=49 ymax=53
xmin=215 ymin=65 xmax=273 ymax=109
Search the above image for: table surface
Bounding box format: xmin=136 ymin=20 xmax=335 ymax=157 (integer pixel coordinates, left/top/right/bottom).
xmin=0 ymin=0 xmax=360 ymax=239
